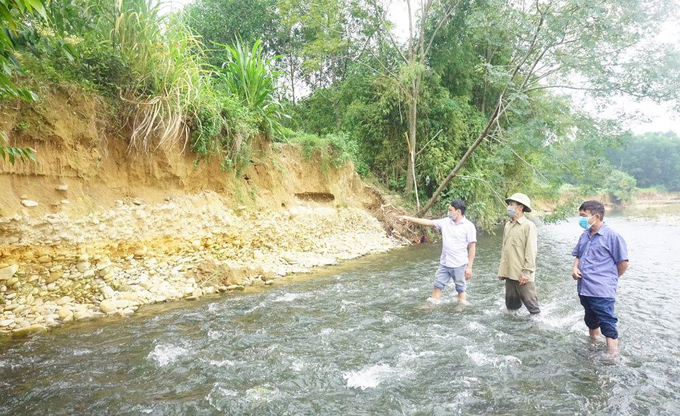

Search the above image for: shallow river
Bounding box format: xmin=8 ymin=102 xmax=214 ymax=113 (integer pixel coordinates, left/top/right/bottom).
xmin=1 ymin=217 xmax=679 ymax=414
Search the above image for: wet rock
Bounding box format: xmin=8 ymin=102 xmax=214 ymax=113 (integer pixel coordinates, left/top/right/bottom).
xmin=12 ymin=324 xmax=47 ymax=337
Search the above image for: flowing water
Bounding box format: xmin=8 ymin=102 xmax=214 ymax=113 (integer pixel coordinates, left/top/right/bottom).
xmin=1 ymin=217 xmax=679 ymax=415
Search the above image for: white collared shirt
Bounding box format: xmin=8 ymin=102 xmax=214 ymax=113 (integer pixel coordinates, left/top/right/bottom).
xmin=433 ymin=216 xmax=477 ymax=267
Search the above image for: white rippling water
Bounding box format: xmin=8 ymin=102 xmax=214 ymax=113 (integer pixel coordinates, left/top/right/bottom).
xmin=1 ymin=217 xmax=679 ymax=415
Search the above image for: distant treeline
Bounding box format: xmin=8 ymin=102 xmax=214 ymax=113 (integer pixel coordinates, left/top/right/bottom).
xmin=608 ymin=132 xmax=680 ymax=192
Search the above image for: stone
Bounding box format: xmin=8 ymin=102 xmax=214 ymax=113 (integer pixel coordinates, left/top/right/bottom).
xmin=0 ymin=264 xmax=19 ymax=280
xmin=0 ymin=320 xmax=14 ymax=327
xmin=61 ymin=200 xmax=70 ymax=205
xmin=74 ymin=311 xmax=92 ymax=321
xmin=38 ymin=255 xmax=52 ymax=263
xmin=56 ymin=184 xmax=68 ymax=191
xmin=6 ymin=277 xmax=18 ymax=287
xmin=57 ymin=308 xmax=72 ymax=320
xmin=76 ymin=262 xmax=90 ymax=273
xmin=12 ymin=324 xmax=47 ymax=337
xmin=56 ymin=296 xmax=71 ymax=306
xmin=101 ymin=286 xmax=115 ymax=299
xmin=47 ymin=271 xmax=63 ymax=283
xmin=96 ymin=260 xmax=111 ymax=271
xmin=21 ymin=200 xmax=38 ymax=207
xmin=83 ymin=270 xmax=95 ymax=278
xmin=226 ymin=285 xmax=245 ymax=291
xmin=120 ymin=292 xmax=139 ymax=301
xmin=99 ymin=300 xmax=116 ymax=314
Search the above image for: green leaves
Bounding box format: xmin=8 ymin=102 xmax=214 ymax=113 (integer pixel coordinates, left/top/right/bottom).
xmin=216 ymin=38 xmax=287 ymax=136
xmin=0 ymin=0 xmax=47 ymax=102
xmin=0 ymin=133 xmax=36 ymax=164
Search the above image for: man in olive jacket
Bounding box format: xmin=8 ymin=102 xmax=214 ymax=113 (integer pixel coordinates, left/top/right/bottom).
xmin=497 ymin=193 xmax=540 ymax=314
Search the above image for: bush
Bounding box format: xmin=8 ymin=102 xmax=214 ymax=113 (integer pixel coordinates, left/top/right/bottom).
xmin=605 ymin=170 xmax=637 ymax=204
xmin=286 ymin=131 xmax=365 ymax=174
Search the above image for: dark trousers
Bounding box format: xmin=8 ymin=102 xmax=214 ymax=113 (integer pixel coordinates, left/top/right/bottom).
xmin=505 ymin=279 xmax=540 ymax=314
xmin=579 ymin=295 xmax=618 ymax=339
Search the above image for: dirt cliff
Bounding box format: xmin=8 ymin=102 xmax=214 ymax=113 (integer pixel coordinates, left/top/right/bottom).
xmin=0 ymin=86 xmax=410 ymax=336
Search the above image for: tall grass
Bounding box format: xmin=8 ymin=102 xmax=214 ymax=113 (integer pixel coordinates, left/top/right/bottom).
xmin=9 ymin=0 xmax=288 ymax=165
xmin=105 ymin=0 xmax=210 ymax=152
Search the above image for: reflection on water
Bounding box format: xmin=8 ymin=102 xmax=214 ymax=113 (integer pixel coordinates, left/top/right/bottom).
xmin=1 ymin=217 xmax=679 ymax=414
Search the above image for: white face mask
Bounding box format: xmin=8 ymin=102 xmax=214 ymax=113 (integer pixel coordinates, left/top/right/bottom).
xmin=506 ymin=205 xmax=517 ymax=218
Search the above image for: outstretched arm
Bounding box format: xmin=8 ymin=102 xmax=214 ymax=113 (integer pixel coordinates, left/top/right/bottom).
xmin=397 ymin=216 xmax=437 ymax=227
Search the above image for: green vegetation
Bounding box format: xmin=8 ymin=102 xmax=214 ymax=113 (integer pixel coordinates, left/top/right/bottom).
xmin=2 ymin=0 xmax=679 ymax=226
xmin=0 ymin=0 xmax=44 ymax=163
xmin=608 ymin=132 xmax=680 ymax=192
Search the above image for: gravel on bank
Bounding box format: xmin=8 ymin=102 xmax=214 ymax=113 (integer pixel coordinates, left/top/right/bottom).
xmin=0 ymin=191 xmax=404 ymax=336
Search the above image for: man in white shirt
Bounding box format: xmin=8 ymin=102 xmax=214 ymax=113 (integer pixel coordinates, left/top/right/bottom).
xmin=398 ymin=199 xmax=477 ymax=304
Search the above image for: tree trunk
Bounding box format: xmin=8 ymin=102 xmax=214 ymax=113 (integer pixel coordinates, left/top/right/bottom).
xmin=405 ymin=89 xmax=417 ymax=191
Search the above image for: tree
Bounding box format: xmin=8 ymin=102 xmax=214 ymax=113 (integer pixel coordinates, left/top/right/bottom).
xmin=369 ymin=0 xmax=463 ymax=203
xmin=0 ymin=0 xmax=45 ymax=163
xmin=183 ymin=0 xmax=281 ymax=68
xmin=609 ymin=132 xmax=680 ymax=191
xmin=417 ymin=0 xmax=680 ymax=216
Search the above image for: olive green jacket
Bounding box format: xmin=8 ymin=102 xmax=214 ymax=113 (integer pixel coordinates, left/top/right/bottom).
xmin=497 ymin=216 xmax=538 ymax=281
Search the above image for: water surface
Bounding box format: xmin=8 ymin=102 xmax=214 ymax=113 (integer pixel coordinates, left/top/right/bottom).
xmin=1 ymin=217 xmax=678 ymax=414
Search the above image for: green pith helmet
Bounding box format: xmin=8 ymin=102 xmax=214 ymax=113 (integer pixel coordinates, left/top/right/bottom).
xmin=505 ymin=193 xmax=532 ymax=212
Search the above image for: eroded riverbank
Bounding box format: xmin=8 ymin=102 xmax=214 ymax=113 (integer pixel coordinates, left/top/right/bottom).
xmin=0 ymin=191 xmax=404 ymax=336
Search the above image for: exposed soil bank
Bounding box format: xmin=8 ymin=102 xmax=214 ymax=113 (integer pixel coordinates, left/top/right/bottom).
xmin=0 ymin=87 xmax=409 ymax=336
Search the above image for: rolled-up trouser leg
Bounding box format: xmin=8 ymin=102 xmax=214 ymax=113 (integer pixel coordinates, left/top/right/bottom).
xmin=580 ymin=295 xmax=617 ymax=339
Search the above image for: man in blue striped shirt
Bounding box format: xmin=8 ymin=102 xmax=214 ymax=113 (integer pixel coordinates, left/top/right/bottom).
xmin=571 ymin=200 xmax=629 ymax=355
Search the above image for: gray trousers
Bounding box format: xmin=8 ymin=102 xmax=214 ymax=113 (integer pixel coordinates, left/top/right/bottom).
xmin=505 ymin=279 xmax=540 ymax=314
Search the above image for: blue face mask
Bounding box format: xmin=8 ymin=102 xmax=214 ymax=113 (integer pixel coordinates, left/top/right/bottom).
xmin=579 ymin=215 xmax=594 ymax=229
xmin=506 ymin=205 xmax=517 ymax=218
xmin=448 ymin=212 xmax=456 ymax=221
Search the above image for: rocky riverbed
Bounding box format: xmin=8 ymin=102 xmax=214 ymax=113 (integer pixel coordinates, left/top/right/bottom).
xmin=0 ymin=191 xmax=403 ymax=336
